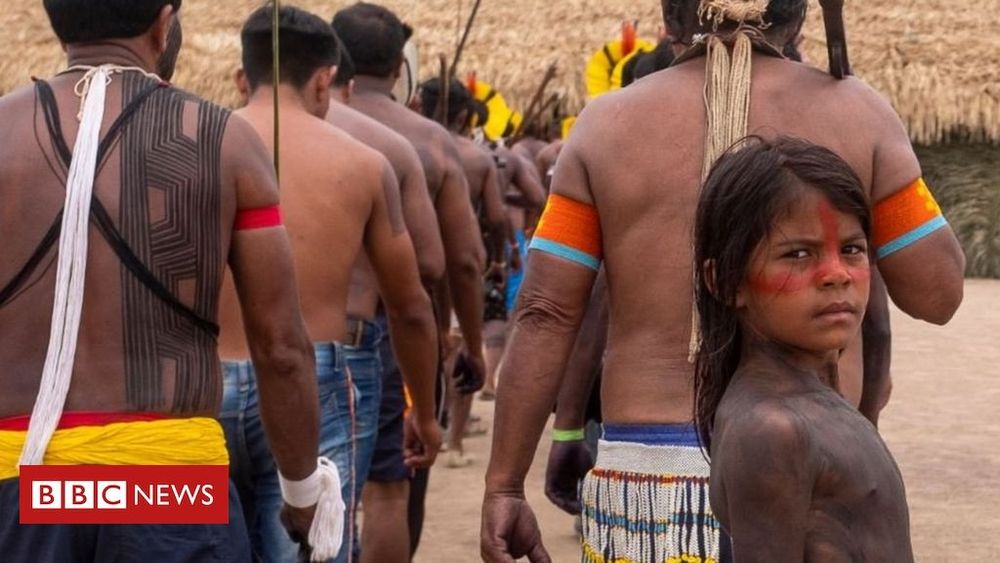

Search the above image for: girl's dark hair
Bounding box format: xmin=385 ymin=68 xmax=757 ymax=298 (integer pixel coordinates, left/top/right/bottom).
xmin=44 ymin=0 xmax=181 ymax=44
xmin=693 ymin=136 xmax=871 ymax=451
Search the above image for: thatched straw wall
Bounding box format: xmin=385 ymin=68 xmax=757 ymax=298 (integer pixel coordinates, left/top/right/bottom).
xmin=1 ymin=1 xmax=997 ymax=277
xmin=917 ymin=143 xmax=1000 ymax=279
xmin=2 ymin=1 xmax=998 ymax=145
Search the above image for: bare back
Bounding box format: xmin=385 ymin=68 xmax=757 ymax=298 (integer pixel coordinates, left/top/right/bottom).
xmin=327 ymin=101 xmax=441 ymax=318
xmin=558 ymin=54 xmax=920 ymax=423
xmin=454 ymin=135 xmax=494 ymax=212
xmin=348 ymin=91 xmax=457 ymax=201
xmin=217 ymin=104 xmax=396 ymax=358
xmin=0 ymin=73 xmax=240 ymax=418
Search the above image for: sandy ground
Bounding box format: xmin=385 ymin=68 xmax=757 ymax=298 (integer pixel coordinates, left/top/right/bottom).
xmin=413 ymin=279 xmax=1000 ymax=562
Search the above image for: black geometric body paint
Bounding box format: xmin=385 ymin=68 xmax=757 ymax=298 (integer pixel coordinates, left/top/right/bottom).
xmin=117 ymin=74 xmax=230 ymax=412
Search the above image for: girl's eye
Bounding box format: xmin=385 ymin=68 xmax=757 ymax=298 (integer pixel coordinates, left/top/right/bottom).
xmin=782 ymin=249 xmax=810 ymax=260
xmin=842 ymin=244 xmax=868 ymax=256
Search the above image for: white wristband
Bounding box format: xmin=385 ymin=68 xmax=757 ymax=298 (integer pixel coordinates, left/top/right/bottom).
xmin=279 ymin=464 xmax=322 ymax=508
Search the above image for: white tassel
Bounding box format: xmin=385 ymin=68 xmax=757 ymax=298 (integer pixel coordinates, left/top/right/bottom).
xmin=18 ymin=66 xmax=111 ymax=467
xmin=308 ymin=457 xmax=346 ymax=561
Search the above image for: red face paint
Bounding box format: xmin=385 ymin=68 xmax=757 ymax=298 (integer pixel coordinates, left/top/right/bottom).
xmin=748 ymin=199 xmax=869 ymax=295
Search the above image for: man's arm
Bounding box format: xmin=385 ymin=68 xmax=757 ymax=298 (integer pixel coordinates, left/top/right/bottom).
xmin=859 ymin=270 xmax=892 ymax=426
xmin=435 ymin=158 xmax=486 ymax=357
xmin=545 ymin=269 xmax=608 ymax=514
xmin=365 ymin=160 xmax=441 ymax=467
xmin=867 ymin=86 xmax=965 ymax=324
xmin=484 ymin=141 xmax=598 ymax=497
xmin=511 ymin=153 xmax=547 ymax=212
xmin=480 ymin=155 xmax=509 ymax=265
xmin=397 ymin=145 xmax=446 ymax=291
xmin=224 ymin=116 xmax=318 ymax=482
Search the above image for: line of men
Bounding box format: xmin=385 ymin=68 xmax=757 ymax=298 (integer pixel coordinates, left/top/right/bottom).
xmin=0 ymin=1 xmax=968 ymax=563
xmin=0 ymin=1 xmax=554 ymax=562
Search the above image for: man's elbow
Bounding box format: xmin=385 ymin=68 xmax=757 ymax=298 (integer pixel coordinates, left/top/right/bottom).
xmin=514 ymin=292 xmax=578 ymax=334
xmin=386 ymin=291 xmax=436 ymax=335
xmin=920 ymin=278 xmax=964 ymax=325
xmin=447 ymin=244 xmax=485 ymax=282
xmin=418 ymin=255 xmax=446 ymax=289
xmin=252 ymin=336 xmax=314 ymax=380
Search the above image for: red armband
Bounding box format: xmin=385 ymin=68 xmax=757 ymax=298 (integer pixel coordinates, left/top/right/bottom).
xmin=235 ymin=205 xmax=283 ymax=231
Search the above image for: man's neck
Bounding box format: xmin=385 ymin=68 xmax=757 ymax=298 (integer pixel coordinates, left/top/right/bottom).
xmin=246 ymin=84 xmax=312 ymax=116
xmin=352 ymin=75 xmax=397 ymax=98
xmin=66 ymin=42 xmax=152 ymax=72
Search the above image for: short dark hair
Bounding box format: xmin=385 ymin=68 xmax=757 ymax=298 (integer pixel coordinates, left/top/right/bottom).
xmin=419 ymin=78 xmax=473 ymax=126
xmin=332 ymin=3 xmax=407 ymax=78
xmin=241 ymin=4 xmax=340 ymax=91
xmin=332 ymin=36 xmax=356 ymax=87
xmin=44 ymin=0 xmax=181 ymax=44
xmin=692 ymin=137 xmax=870 ymax=451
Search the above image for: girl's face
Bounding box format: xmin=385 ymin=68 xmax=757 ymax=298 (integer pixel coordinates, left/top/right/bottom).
xmin=737 ymin=188 xmax=871 ymax=357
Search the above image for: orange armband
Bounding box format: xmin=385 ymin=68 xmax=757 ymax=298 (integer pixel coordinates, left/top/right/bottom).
xmin=235 ymin=205 xmax=283 ymax=231
xmin=873 ymin=178 xmax=948 ymax=260
xmin=528 ymin=194 xmax=603 ymax=270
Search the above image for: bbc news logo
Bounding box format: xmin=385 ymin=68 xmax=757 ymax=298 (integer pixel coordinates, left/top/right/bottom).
xmin=19 ymin=465 xmax=229 ymax=524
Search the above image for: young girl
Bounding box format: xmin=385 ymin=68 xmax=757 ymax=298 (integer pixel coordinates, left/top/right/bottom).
xmin=693 ymin=137 xmax=914 ymax=561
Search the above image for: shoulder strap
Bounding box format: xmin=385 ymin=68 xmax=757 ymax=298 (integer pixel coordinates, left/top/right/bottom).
xmin=1 ymin=79 xmax=219 ymax=337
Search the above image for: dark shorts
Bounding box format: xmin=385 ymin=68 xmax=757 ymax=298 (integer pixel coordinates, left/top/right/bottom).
xmin=0 ymin=478 xmax=251 ymax=563
xmin=367 ymin=315 xmax=410 ymax=483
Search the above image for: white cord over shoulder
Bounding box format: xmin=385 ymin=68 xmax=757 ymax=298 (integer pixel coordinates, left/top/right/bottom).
xmin=18 ymin=65 xmax=111 ymax=467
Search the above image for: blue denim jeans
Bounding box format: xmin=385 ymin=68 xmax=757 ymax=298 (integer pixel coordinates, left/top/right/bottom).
xmin=220 ymin=326 xmax=383 ymax=563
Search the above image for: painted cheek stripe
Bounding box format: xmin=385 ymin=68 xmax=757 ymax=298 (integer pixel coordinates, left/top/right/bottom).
xmin=528 ymin=194 xmax=603 ymax=271
xmin=235 ymin=205 xmax=283 ymax=231
xmin=873 ymin=178 xmax=948 ymax=260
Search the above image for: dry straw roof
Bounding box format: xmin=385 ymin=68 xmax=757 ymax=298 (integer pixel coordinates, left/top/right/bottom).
xmin=1 ymin=0 xmax=998 ymax=144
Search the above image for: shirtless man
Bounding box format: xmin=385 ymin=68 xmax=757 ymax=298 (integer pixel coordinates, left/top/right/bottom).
xmin=481 ymin=0 xmax=965 ymax=561
xmin=417 ymin=77 xmax=508 ymax=467
xmin=216 ymin=7 xmax=439 ymax=562
xmin=332 ymin=5 xmax=487 ymax=560
xmin=325 ymin=49 xmax=449 ymax=563
xmin=0 ymin=1 xmax=321 ymax=560
xmin=483 ymin=145 xmax=546 ymax=398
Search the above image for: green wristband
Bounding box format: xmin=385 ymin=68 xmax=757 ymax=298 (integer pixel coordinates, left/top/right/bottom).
xmin=552 ymin=428 xmax=585 ymax=442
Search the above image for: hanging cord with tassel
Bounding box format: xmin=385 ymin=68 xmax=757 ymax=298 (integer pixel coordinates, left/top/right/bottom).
xmin=18 ymin=65 xmax=112 ymax=467
xmin=688 ymin=0 xmax=768 ymax=362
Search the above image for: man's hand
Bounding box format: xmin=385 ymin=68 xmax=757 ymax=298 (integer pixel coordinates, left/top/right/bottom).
xmin=544 ymin=439 xmax=594 ymax=515
xmin=481 ymin=492 xmax=551 ymax=563
xmin=279 ymin=503 xmax=316 ymax=557
xmin=455 ymin=349 xmax=487 ymax=395
xmin=403 ymin=413 xmax=443 ymax=469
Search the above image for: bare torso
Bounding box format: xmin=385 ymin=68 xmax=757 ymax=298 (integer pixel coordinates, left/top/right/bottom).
xmin=567 ymin=54 xmax=913 ymax=423
xmin=327 ymin=101 xmax=429 ymax=320
xmin=0 ymin=73 xmax=238 ymax=418
xmin=712 ymin=373 xmax=912 ymax=561
xmin=217 ymin=102 xmax=389 ymax=359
